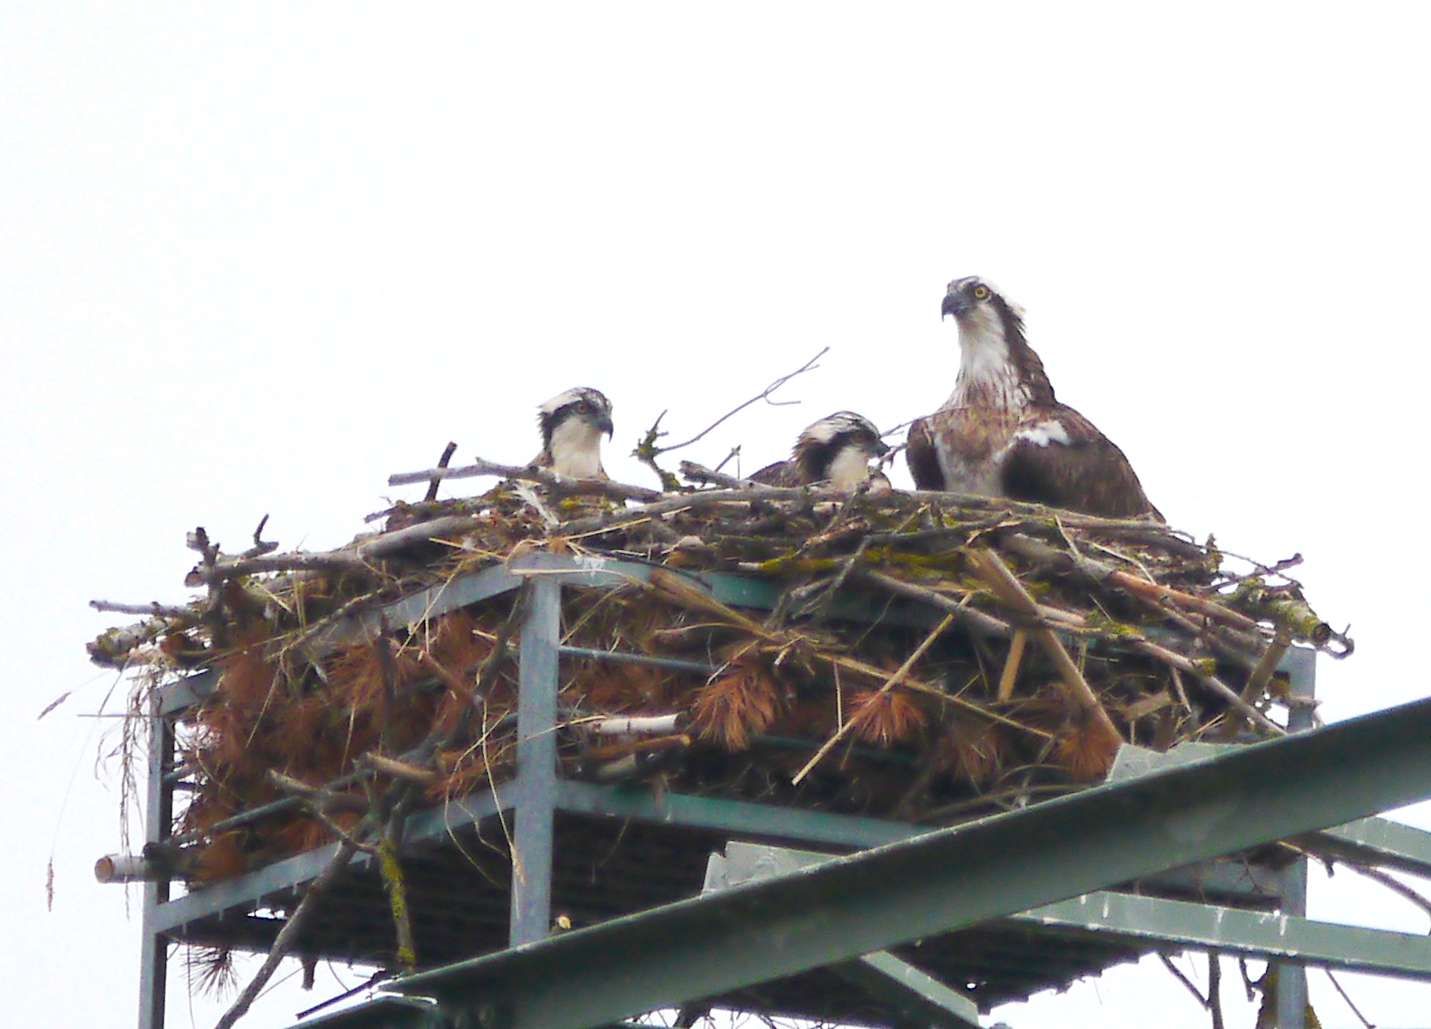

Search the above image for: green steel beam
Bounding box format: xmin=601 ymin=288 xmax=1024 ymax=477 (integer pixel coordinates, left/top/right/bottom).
xmin=330 ymin=695 xmax=1431 ymax=1029
xmin=152 ymin=785 xmax=511 ymax=935
xmin=556 ymin=780 xmax=915 ymax=850
xmin=1306 ymin=815 xmax=1431 ymax=880
xmin=1017 ymin=890 xmax=1431 ymax=979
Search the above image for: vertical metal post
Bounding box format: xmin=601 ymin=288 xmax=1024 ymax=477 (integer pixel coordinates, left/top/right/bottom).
xmin=1275 ymin=647 xmax=1317 ymax=1029
xmin=138 ymin=704 xmax=174 ymax=1029
xmin=510 ymin=578 xmax=561 ymax=946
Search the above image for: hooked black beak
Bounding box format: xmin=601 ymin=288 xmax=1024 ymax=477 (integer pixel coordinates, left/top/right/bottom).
xmin=873 ymin=437 xmax=891 ymax=457
xmin=596 ymin=412 xmax=614 ymax=438
xmin=941 ymin=291 xmax=970 ymax=319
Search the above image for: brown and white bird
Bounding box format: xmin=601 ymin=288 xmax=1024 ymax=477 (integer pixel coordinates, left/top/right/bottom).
xmin=751 ymin=411 xmax=892 ymax=490
xmin=906 ymin=277 xmax=1159 ymax=518
xmin=532 ymin=387 xmax=614 ymax=479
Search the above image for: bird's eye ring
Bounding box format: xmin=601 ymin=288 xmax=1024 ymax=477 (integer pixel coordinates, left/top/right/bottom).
xmin=972 ymin=285 xmax=990 ymax=300
xmin=576 ymin=401 xmax=590 ymax=413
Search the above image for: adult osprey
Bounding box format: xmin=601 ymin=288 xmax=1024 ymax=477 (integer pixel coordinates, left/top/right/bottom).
xmin=906 ymin=277 xmax=1159 ymax=519
xmin=751 ymin=411 xmax=891 ymax=490
xmin=533 ymin=387 xmax=614 ymax=479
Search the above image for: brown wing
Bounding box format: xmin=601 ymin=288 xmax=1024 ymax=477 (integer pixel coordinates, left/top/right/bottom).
xmin=1000 ymin=407 xmax=1160 ymax=519
xmin=749 ymin=460 xmax=797 ymax=486
xmin=905 ymin=416 xmax=945 ymax=491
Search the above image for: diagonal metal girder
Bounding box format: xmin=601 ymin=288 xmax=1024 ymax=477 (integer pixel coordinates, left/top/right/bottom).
xmin=308 ymin=695 xmax=1431 ymax=1029
xmin=705 ymin=843 xmax=980 ymax=1027
xmin=835 ymin=951 xmax=982 ymax=1029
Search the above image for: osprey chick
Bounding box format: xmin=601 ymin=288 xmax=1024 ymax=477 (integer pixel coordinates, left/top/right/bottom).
xmin=533 ymin=387 xmax=614 ymax=479
xmin=906 ymin=277 xmax=1159 ymax=519
xmin=752 ymin=411 xmax=891 ymax=490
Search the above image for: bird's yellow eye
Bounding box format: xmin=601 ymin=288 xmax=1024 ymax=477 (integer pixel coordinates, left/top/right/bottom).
xmin=576 ymin=402 xmax=590 ymax=413
xmin=972 ymin=284 xmax=989 ymax=300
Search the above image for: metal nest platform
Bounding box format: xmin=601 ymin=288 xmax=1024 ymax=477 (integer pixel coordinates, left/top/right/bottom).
xmin=120 ymin=554 xmax=1431 ymax=1029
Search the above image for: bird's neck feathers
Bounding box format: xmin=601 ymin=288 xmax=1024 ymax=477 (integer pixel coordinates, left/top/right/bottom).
xmin=546 ymin=416 xmax=606 ymax=478
xmin=795 ymin=434 xmax=872 ymax=488
xmin=823 ymin=443 xmax=875 ymax=489
xmin=944 ymin=302 xmax=1055 ymax=411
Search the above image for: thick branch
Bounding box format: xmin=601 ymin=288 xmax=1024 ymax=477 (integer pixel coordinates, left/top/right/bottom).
xmin=186 ymin=514 xmax=500 ymax=587
xmin=213 ymin=835 xmax=361 ymax=1029
xmin=90 ymin=600 xmax=200 ymax=620
xmin=557 ymin=483 xmax=857 ymax=536
xmin=852 ymin=568 xmax=1012 ymax=639
xmin=966 ymin=549 xmax=1121 ymax=745
xmin=388 ymin=457 xmax=662 ymax=503
xmin=423 ymin=442 xmax=459 ymax=502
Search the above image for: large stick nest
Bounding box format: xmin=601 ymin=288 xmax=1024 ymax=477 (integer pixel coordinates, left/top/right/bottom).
xmin=91 ymin=466 xmax=1350 ymax=885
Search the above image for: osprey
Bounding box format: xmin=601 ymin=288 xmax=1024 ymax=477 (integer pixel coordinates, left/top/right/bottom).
xmin=532 ymin=387 xmax=614 ymax=479
xmin=751 ymin=411 xmax=892 ymax=490
xmin=905 ymin=277 xmax=1160 ymax=519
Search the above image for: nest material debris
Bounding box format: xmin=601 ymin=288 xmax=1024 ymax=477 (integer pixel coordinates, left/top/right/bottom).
xmin=91 ymin=464 xmax=1351 ymax=886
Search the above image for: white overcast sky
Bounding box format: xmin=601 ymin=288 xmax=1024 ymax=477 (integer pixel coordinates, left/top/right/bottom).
xmin=5 ymin=5 xmax=1431 ymax=1027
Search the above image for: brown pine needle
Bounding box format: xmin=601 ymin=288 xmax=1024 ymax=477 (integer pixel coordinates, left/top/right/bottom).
xmin=792 ymin=613 xmax=955 ymax=785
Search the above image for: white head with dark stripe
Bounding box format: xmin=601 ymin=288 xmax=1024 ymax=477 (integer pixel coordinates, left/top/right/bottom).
xmin=794 ymin=411 xmax=891 ymax=488
xmin=940 ymin=276 xmax=1052 ymax=409
xmin=537 ymin=387 xmax=613 ymax=478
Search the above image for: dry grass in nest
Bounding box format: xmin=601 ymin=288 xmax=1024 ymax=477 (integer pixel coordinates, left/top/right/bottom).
xmin=427 ymin=737 xmax=515 ymax=802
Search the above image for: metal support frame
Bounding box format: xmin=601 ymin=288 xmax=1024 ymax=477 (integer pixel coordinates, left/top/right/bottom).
xmin=138 ymin=700 xmax=174 ymax=1029
xmin=510 ymin=578 xmax=560 ymax=945
xmin=130 ymin=553 xmax=1431 ymax=1029
xmin=1277 ymin=643 xmax=1317 ymax=1029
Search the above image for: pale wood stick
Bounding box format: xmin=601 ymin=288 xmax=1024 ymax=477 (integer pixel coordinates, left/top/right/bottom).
xmin=966 ymin=549 xmax=1121 ymax=744
xmin=587 ymin=713 xmax=683 ymax=736
xmin=678 ymin=461 xmax=754 ymax=488
xmin=1133 ymin=639 xmax=1285 ymax=737
xmin=417 ymin=650 xmax=479 ymax=705
xmin=852 ymin=568 xmax=1011 ymax=639
xmin=557 ymin=484 xmax=864 ymax=535
xmin=366 ymin=753 xmax=437 ymax=784
xmin=88 ymin=600 xmax=198 ymax=620
xmin=1239 ymin=627 xmax=1292 ymax=706
xmin=997 ymin=629 xmax=1028 ymax=702
xmin=388 ymin=456 xmax=663 ymax=503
